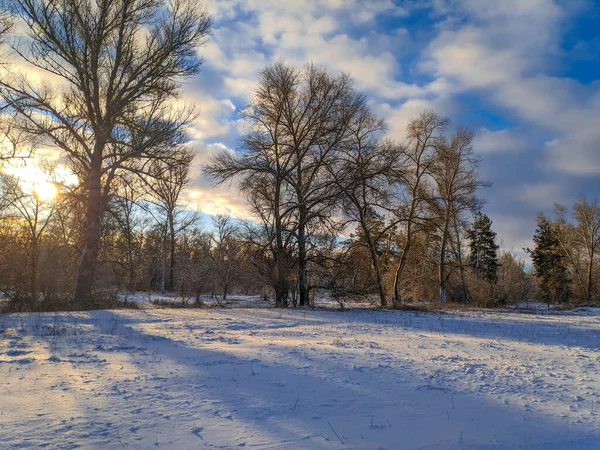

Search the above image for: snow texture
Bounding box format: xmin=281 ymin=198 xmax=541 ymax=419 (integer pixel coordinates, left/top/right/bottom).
xmin=1 ymin=306 xmax=599 ymax=449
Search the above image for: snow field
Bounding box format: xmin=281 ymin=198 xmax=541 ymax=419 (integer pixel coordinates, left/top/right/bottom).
xmin=0 ymin=307 xmax=599 ymax=449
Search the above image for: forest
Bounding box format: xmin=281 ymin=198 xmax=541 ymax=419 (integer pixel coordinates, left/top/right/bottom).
xmin=0 ymin=0 xmax=598 ymax=312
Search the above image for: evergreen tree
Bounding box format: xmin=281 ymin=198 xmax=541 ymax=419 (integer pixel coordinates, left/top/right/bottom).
xmin=526 ymin=214 xmax=571 ymax=305
xmin=468 ymin=212 xmax=499 ymax=283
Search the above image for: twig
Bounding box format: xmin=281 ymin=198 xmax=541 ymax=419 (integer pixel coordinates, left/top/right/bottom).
xmin=327 ymin=421 xmax=344 ymax=445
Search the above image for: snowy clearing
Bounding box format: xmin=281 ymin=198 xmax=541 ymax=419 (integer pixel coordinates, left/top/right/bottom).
xmin=1 ymin=307 xmax=599 ymax=449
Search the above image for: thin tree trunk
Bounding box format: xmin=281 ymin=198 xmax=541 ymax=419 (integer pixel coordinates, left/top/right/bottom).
xmin=297 ymin=209 xmax=309 ymax=307
xmin=360 ymin=215 xmax=386 ymax=307
xmin=126 ymin=228 xmax=135 ymax=291
xmin=453 ymin=216 xmax=470 ymax=304
xmin=161 ymin=226 xmax=167 ymax=294
xmin=30 ymin=237 xmax=38 ymax=310
xmin=439 ymin=210 xmax=450 ymax=304
xmin=393 ymin=244 xmax=410 ymax=307
xmin=588 ymin=248 xmax=594 ymax=302
xmin=394 ymin=195 xmax=417 ymax=307
xmin=168 ymin=212 xmax=175 ymax=292
xmin=274 ymin=185 xmax=288 ymax=308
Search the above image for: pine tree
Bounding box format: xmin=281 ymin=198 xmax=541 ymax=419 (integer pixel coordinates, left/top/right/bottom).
xmin=468 ymin=212 xmax=499 ymax=283
xmin=526 ymin=214 xmax=571 ymax=305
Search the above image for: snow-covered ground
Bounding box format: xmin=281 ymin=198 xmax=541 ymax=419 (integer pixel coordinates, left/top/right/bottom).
xmin=1 ymin=306 xmax=599 ymax=449
xmin=118 ymin=291 xmax=376 ymax=309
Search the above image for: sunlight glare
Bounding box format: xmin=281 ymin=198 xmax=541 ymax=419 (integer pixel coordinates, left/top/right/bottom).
xmin=33 ymin=181 xmax=58 ymax=201
xmin=3 ymin=157 xmax=78 ymax=201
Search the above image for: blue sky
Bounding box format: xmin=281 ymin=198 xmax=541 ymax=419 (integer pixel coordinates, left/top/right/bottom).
xmin=178 ymin=0 xmax=600 ymax=258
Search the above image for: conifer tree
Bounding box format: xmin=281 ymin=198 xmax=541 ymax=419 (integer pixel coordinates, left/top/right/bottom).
xmin=468 ymin=212 xmax=499 ymax=283
xmin=527 ymin=214 xmax=571 ymax=305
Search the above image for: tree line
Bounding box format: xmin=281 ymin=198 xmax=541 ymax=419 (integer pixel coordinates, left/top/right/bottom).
xmin=0 ymin=0 xmax=595 ymax=311
xmin=527 ymin=198 xmax=600 ymax=306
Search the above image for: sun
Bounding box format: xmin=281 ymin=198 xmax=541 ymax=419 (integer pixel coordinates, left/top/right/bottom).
xmin=3 ymin=157 xmax=77 ymax=201
xmin=33 ymin=181 xmax=58 ymax=201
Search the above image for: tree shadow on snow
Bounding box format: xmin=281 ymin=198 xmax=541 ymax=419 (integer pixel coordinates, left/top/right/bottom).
xmin=48 ymin=309 xmax=599 ymax=450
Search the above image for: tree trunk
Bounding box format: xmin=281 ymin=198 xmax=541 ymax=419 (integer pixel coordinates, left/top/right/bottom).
xmin=273 ymin=187 xmax=288 ymax=308
xmin=167 ymin=212 xmax=175 ymax=292
xmin=297 ymin=212 xmax=309 ymax=307
xmin=29 ymin=237 xmax=38 ymax=310
xmin=222 ymin=283 xmax=228 ymax=302
xmin=439 ymin=210 xmax=450 ymax=304
xmin=361 ymin=217 xmax=386 ymax=307
xmin=453 ymin=216 xmax=470 ymax=304
xmin=127 ymin=231 xmax=135 ymax=291
xmin=393 ymin=246 xmax=409 ymax=307
xmin=588 ymin=248 xmax=594 ymax=302
xmin=74 ymin=153 xmax=104 ymax=309
xmin=274 ymin=257 xmax=288 ymax=307
xmin=160 ymin=227 xmax=167 ymax=294
xmin=394 ymin=194 xmax=418 ymax=307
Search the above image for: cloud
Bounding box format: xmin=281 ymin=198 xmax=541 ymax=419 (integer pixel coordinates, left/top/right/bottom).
xmin=488 ymin=213 xmax=535 ymax=260
xmin=518 ymin=183 xmax=569 ymax=209
xmin=422 ymin=0 xmax=600 ymax=176
xmin=187 ymin=142 xmax=250 ymax=218
xmin=473 ymin=128 xmax=526 ymax=154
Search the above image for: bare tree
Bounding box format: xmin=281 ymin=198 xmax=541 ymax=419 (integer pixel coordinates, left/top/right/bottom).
xmin=1 ymin=168 xmax=57 ymax=308
xmin=283 ymin=64 xmax=366 ymax=306
xmin=392 ymin=111 xmax=448 ymax=306
xmin=208 ymin=63 xmax=368 ymax=306
xmin=0 ymin=0 xmax=211 ymax=307
xmin=107 ymin=173 xmax=147 ymax=291
xmin=332 ymin=108 xmax=391 ymax=307
xmin=552 ymin=204 xmax=587 ymax=299
xmin=209 ymin=215 xmax=241 ymax=303
xmin=430 ymin=126 xmax=486 ymax=303
xmin=207 ymin=63 xmax=365 ymax=306
xmin=206 ymin=64 xmax=298 ymax=307
xmin=0 ymin=0 xmax=13 ymax=44
xmin=145 ymin=149 xmax=195 ymax=293
xmin=573 ymin=197 xmax=600 ymax=301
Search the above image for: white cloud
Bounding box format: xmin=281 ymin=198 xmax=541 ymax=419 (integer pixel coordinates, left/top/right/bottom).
xmin=422 ymin=0 xmax=600 ymax=175
xmin=473 ymin=128 xmax=526 ymax=154
xmin=488 ymin=213 xmax=535 ymax=260
xmin=187 ymin=142 xmax=250 ymax=218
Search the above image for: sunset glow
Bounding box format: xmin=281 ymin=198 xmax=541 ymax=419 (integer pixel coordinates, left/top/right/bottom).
xmin=33 ymin=181 xmax=58 ymax=201
xmin=3 ymin=158 xmax=77 ymax=200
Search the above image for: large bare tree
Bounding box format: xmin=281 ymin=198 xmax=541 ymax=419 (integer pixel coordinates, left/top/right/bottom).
xmin=206 ymin=64 xmax=298 ymax=306
xmin=0 ymin=0 xmax=211 ymax=307
xmin=430 ymin=126 xmax=486 ymax=303
xmin=332 ymin=108 xmax=391 ymax=307
xmin=392 ymin=111 xmax=447 ymax=306
xmin=283 ymin=65 xmax=365 ymax=306
xmin=207 ymin=62 xmax=367 ymax=306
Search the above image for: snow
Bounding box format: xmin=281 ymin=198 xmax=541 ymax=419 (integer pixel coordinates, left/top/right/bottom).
xmin=119 ymin=292 xmax=376 ymax=309
xmin=1 ymin=306 xmax=599 ymax=449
